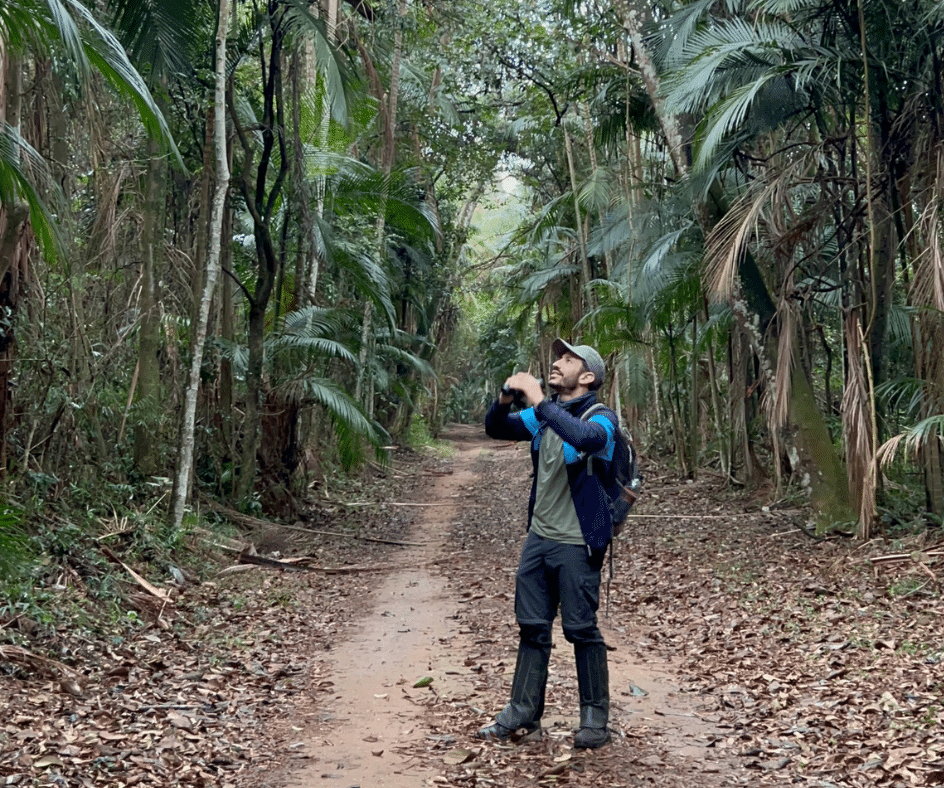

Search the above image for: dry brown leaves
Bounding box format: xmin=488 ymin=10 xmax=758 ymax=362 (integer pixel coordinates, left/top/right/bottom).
xmin=0 ymin=461 xmax=422 ymax=788
xmin=622 ymin=476 xmax=944 ymax=788
xmin=410 ymin=442 xmax=944 ymax=788
xmin=4 ymin=436 xmax=942 ymax=788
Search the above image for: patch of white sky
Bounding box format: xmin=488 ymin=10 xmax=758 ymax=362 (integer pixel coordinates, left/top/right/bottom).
xmin=466 ymin=153 xmax=532 ymax=264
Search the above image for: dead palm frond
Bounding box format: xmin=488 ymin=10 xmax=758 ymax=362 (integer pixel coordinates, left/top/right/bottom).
xmin=703 ymin=154 xmax=812 ymax=302
xmin=876 ymin=416 xmax=944 ymax=466
xmin=841 ymin=314 xmax=876 ymax=537
xmin=911 ymin=168 xmax=944 ymax=314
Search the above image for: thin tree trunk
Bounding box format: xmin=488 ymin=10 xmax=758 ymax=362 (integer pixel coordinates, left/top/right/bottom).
xmin=231 ymin=4 xmax=288 ymax=501
xmin=290 ymin=40 xmax=316 ymax=307
xmin=728 ymin=326 xmax=752 ymax=484
xmin=854 ymin=0 xmax=880 ymax=536
xmin=171 ymin=0 xmax=231 ymax=530
xmin=134 ymin=135 xmax=166 ymax=475
xmin=616 ymin=0 xmax=687 ymax=178
xmin=688 ymin=314 xmax=698 ymax=478
xmin=192 ymin=112 xmax=215 ymax=331
xmin=562 ymin=122 xmax=591 ymax=318
xmin=220 ymin=198 xmax=235 ymax=462
xmin=306 ymin=0 xmax=338 ymax=302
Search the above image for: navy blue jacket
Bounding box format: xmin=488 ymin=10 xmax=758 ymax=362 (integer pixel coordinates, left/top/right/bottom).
xmin=485 ymin=392 xmax=617 ymax=551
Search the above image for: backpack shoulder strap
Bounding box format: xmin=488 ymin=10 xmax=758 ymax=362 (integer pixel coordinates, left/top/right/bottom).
xmin=579 ymin=403 xmax=615 ymax=473
xmin=579 ymin=402 xmax=609 ymax=422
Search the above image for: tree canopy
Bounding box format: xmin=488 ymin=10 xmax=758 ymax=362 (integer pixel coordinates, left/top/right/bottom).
xmin=1 ymin=0 xmax=942 ymax=572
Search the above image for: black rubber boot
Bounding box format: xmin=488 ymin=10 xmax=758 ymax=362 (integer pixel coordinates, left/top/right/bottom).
xmin=573 ymin=642 xmax=611 ymax=749
xmin=476 ymin=640 xmax=550 ymax=742
xmin=474 ymin=720 xmax=542 ymax=742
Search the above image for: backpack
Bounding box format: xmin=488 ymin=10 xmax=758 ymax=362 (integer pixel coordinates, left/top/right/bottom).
xmin=580 ymin=403 xmax=641 ymax=538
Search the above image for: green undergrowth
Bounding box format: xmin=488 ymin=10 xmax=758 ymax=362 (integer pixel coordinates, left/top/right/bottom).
xmin=0 ymin=493 xmax=240 ymax=653
xmin=1 ymin=447 xmax=411 ymax=658
xmin=406 ymin=414 xmax=456 ymax=457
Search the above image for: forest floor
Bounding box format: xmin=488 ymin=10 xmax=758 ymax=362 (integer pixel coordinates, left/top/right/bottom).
xmin=1 ymin=423 xmax=943 ymax=788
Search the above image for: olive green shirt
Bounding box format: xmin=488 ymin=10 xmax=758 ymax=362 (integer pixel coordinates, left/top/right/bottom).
xmin=530 ymin=426 xmax=584 ymax=545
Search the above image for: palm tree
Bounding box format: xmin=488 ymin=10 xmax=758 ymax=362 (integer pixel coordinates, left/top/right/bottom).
xmin=0 ymin=0 xmax=179 ymax=474
xmin=650 ymin=0 xmax=944 ymax=533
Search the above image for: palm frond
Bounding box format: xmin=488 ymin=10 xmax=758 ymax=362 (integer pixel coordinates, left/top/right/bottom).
xmin=216 ymin=338 xmax=251 ymax=379
xmin=279 ymin=304 xmax=350 ymax=336
xmin=703 ymin=155 xmax=808 ymax=300
xmin=0 ymin=123 xmax=63 ymax=257
xmin=524 ymin=193 xmax=572 ymax=244
xmin=283 ymin=0 xmax=352 ymax=125
xmin=280 ymin=376 xmax=385 ymax=471
xmin=269 ymin=335 xmax=357 ymax=363
xmin=877 ymin=415 xmax=944 ymax=467
xmin=333 ymin=245 xmax=397 ymax=326
xmin=330 ymin=411 xmax=390 ymax=471
xmin=15 ymin=0 xmax=90 ymax=77
xmin=376 ymin=341 xmax=436 ymax=379
xmin=632 ymin=223 xmax=697 ymax=305
xmin=518 ymin=260 xmax=580 ymax=302
xmin=577 ymin=167 xmax=618 ymax=216
xmin=105 ymin=0 xmax=206 ymax=81
xmin=63 ymin=0 xmax=183 ymax=167
xmin=651 ymin=0 xmax=724 ymax=70
xmin=663 ymin=17 xmax=798 ymax=114
xmin=912 ymin=188 xmax=944 ymax=312
xmin=620 ymin=347 xmax=653 ymax=411
xmin=588 ymin=202 xmax=636 ymax=261
xmin=268 ymin=307 xmax=360 ymax=368
xmin=694 ymin=69 xmax=792 ymax=170
xmin=876 ymin=377 xmax=932 ymax=418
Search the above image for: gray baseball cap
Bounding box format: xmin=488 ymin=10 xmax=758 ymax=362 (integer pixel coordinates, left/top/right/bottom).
xmin=552 ymin=338 xmax=605 ymax=386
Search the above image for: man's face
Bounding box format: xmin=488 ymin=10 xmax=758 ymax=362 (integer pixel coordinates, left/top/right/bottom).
xmin=548 ymin=351 xmax=592 ymax=394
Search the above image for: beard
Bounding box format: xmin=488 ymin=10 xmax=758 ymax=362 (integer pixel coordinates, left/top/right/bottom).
xmin=548 ymin=370 xmax=581 ymax=395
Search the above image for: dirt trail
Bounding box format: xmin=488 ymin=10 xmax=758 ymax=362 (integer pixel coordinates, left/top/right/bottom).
xmin=285 ymin=425 xmax=733 ymax=788
xmin=285 ymin=442 xmax=477 ymax=788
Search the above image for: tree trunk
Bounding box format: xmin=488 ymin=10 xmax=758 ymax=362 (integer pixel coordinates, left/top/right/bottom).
xmin=170 ymin=0 xmax=231 ymax=531
xmin=219 ymin=198 xmax=236 ymax=465
xmin=0 ymin=50 xmax=30 ymax=475
xmin=355 ymin=0 xmax=406 ymax=415
xmin=134 ymin=135 xmax=166 ymax=476
xmin=231 ymin=4 xmax=288 ymax=501
xmin=562 ymin=121 xmax=591 ymax=320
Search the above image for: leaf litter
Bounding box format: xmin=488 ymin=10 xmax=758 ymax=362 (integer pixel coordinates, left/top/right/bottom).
xmin=2 ymin=426 xmax=942 ymax=788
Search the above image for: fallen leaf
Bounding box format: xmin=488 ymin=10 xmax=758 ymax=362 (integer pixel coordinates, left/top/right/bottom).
xmin=33 ymin=755 xmax=64 ymax=768
xmin=443 ymin=748 xmax=476 ymax=765
xmin=167 ymin=712 xmax=193 ymax=731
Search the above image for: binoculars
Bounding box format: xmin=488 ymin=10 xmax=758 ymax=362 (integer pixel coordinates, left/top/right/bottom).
xmin=500 ymin=379 xmax=543 ymax=408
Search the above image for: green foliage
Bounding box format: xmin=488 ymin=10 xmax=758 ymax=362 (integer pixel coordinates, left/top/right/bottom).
xmin=219 ymin=305 xmax=389 ymax=471
xmin=438 ymin=284 xmax=531 ymax=425
xmin=0 ymin=125 xmax=61 ymax=259
xmin=0 ymin=506 xmax=33 ymax=588
xmin=405 ymin=414 xmax=455 ymax=457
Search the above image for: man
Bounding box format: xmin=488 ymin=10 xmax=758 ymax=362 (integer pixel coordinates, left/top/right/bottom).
xmin=478 ymin=338 xmax=616 ymax=750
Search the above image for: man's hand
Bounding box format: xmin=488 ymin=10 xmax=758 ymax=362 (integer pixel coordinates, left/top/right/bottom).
xmin=500 ymin=372 xmax=545 ymax=407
